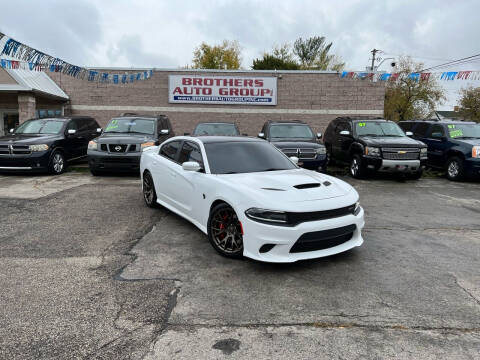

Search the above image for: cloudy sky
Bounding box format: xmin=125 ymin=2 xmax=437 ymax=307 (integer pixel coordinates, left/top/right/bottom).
xmin=1 ymin=0 xmax=479 ymax=108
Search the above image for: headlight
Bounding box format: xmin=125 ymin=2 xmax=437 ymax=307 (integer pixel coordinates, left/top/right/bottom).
xmin=354 ymin=202 xmax=361 ymax=216
xmin=29 ymin=144 xmax=49 ymax=152
xmin=365 ymin=146 xmax=380 ymax=157
xmin=245 ymin=208 xmax=288 ymax=224
xmin=141 ymin=142 xmax=155 ymax=150
xmin=420 ymin=147 xmax=428 ymax=158
xmin=88 ymin=140 xmax=98 ymax=150
xmin=473 ymin=146 xmax=480 ymax=158
xmin=315 ymin=147 xmax=326 ymax=155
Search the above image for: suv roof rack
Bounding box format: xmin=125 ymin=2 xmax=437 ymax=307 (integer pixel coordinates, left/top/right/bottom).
xmin=333 ymin=116 xmax=384 ymax=121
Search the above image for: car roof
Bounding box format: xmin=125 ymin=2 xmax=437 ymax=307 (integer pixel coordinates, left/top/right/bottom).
xmin=175 ymin=136 xmax=262 ymax=144
xmin=400 ymin=120 xmax=476 ymax=125
xmin=267 ymin=120 xmax=306 ymax=125
xmin=28 ymin=116 xmax=93 ymax=122
xmin=195 ymin=122 xmax=237 ymax=125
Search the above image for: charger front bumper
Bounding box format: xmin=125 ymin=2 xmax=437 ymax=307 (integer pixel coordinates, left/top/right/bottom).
xmin=239 ymin=207 xmax=365 ymax=263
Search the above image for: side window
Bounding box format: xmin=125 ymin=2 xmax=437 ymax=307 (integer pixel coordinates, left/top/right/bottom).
xmin=159 ymin=141 xmax=181 ymax=162
xmin=413 ymin=123 xmax=430 ymax=137
xmin=66 ymin=120 xmax=77 ymax=131
xmin=399 ymin=122 xmax=413 ymax=131
xmin=336 ymin=122 xmax=348 ymax=134
xmin=178 ymin=141 xmax=203 ymax=166
xmin=429 ymin=124 xmax=445 ymax=138
xmin=87 ymin=118 xmax=99 ymax=131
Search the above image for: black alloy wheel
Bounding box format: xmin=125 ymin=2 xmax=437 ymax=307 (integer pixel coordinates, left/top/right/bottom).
xmin=326 ymin=145 xmax=335 ymax=165
xmin=49 ymin=151 xmax=66 ymax=175
xmin=142 ymin=171 xmax=158 ymax=207
xmin=446 ymin=156 xmax=465 ymax=181
xmin=208 ymin=203 xmax=244 ymax=258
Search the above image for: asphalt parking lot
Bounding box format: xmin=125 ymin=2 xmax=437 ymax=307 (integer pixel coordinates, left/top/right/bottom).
xmin=0 ymin=171 xmax=479 ymax=359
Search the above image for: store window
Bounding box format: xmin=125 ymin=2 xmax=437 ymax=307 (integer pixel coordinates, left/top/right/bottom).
xmin=36 ymin=109 xmax=62 ymax=118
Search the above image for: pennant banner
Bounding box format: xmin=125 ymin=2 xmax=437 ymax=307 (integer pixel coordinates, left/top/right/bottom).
xmin=340 ymin=70 xmax=480 ymax=82
xmin=0 ymin=31 xmax=153 ymax=84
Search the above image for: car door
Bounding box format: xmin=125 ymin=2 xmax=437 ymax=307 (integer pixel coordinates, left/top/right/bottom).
xmin=424 ymin=124 xmax=448 ymax=167
xmin=153 ymin=140 xmax=182 ymax=207
xmin=332 ymin=121 xmax=352 ymax=162
xmin=169 ymin=141 xmax=205 ymax=217
xmin=64 ymin=119 xmax=83 ymax=159
xmin=413 ymin=123 xmax=434 ymax=165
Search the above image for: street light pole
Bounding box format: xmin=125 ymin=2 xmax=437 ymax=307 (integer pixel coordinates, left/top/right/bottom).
xmin=371 ymin=48 xmax=379 ymax=71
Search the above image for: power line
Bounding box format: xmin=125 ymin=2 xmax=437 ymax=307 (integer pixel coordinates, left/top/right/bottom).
xmin=382 ymin=52 xmax=455 ymax=62
xmin=421 ymin=53 xmax=480 ymax=72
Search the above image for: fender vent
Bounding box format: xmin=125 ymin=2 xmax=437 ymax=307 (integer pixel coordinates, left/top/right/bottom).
xmin=294 ymin=183 xmax=321 ymax=189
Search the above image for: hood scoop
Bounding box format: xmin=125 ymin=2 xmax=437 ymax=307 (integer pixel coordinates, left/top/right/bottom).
xmin=294 ymin=183 xmax=321 ymax=189
xmin=261 ymin=187 xmax=286 ymax=191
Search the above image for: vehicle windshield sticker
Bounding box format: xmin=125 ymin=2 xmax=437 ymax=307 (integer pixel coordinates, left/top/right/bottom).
xmin=126 ymin=122 xmax=136 ymax=126
xmin=358 ymin=122 xmax=366 ymax=127
xmin=448 ymin=124 xmax=456 ymax=129
xmin=106 ymin=119 xmax=118 ymax=131
xmin=450 ymin=129 xmax=463 ymax=138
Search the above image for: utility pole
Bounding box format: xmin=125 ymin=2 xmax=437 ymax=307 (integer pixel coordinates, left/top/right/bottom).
xmin=370 ymin=49 xmax=379 ymax=71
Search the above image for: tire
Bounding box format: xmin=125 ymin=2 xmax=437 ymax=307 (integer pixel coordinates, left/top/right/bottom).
xmin=326 ymin=144 xmax=335 ymax=165
xmin=349 ymin=154 xmax=367 ymax=179
xmin=207 ymin=203 xmax=243 ymax=259
xmin=446 ymin=156 xmax=465 ymax=181
xmin=49 ymin=151 xmax=66 ymax=175
xmin=407 ymin=168 xmax=423 ymax=180
xmin=142 ymin=171 xmax=158 ymax=207
xmin=90 ymin=168 xmax=101 ymax=176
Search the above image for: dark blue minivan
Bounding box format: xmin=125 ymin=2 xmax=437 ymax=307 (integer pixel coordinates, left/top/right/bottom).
xmin=399 ymin=120 xmax=480 ymax=181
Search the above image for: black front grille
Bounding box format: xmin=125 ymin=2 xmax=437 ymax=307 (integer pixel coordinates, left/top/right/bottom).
xmin=128 ymin=144 xmax=137 ymax=152
xmin=102 ymin=157 xmax=135 ymax=163
xmin=0 ymin=145 xmax=9 ymax=155
xmin=12 ymin=145 xmax=31 ymax=155
xmin=108 ymin=144 xmax=128 ymax=153
xmin=382 ymin=148 xmax=419 ymax=160
xmin=290 ymin=224 xmax=356 ymax=253
xmin=100 ymin=144 xmax=107 ymax=151
xmin=282 ymin=148 xmax=317 ymax=160
xmin=287 ymin=204 xmax=356 ymax=226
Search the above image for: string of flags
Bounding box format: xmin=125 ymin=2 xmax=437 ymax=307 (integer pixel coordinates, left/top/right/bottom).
xmin=339 ymin=70 xmax=480 ymax=82
xmin=0 ymin=31 xmax=153 ymax=84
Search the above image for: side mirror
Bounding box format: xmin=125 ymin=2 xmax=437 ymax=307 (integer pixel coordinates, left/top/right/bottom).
xmin=258 ymin=132 xmax=265 ymax=139
xmin=405 ymin=131 xmax=413 ymax=136
xmin=339 ymin=130 xmax=351 ymax=136
xmin=67 ymin=129 xmax=77 ymax=135
xmin=316 ymin=132 xmax=322 ymax=139
xmin=154 ymin=140 xmax=160 ymax=146
xmin=182 ymin=161 xmax=202 ymax=172
xmin=184 ymin=132 xmax=191 ymax=136
xmin=289 ymin=156 xmax=299 ymax=165
xmin=9 ymin=128 xmax=14 ymax=133
xmin=160 ymin=129 xmax=169 ymax=135
xmin=96 ymin=128 xmax=103 ymax=133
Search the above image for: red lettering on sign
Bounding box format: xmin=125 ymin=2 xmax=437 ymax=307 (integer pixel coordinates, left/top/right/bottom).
xmin=245 ymin=79 xmax=253 ymax=87
xmin=219 ymin=88 xmax=228 ymax=95
xmin=254 ymin=79 xmax=263 ymax=87
xmin=204 ymin=78 xmax=213 ymax=86
xmin=182 ymin=78 xmax=192 ymax=85
xmin=193 ymin=78 xmax=202 ymax=86
xmin=234 ymin=79 xmax=241 ymax=86
xmin=173 ymin=87 xmax=183 ymax=94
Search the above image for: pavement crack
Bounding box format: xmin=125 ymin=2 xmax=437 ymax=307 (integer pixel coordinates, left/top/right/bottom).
xmin=452 ymin=274 xmax=480 ymax=307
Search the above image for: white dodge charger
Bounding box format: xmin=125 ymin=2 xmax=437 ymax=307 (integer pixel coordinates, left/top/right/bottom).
xmin=140 ymin=136 xmax=364 ymax=263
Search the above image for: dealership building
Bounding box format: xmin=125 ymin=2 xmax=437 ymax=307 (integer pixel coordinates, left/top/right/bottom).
xmin=0 ymin=67 xmax=384 ymax=136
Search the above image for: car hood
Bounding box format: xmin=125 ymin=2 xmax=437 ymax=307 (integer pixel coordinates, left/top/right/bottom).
xmin=359 ymin=136 xmax=425 ymax=147
xmin=96 ymin=133 xmax=155 ymax=144
xmin=219 ymin=169 xmax=353 ymax=206
xmin=453 ymin=138 xmax=480 ymax=146
xmin=0 ymin=133 xmax=60 ymax=145
xmin=271 ymin=139 xmax=323 ymax=149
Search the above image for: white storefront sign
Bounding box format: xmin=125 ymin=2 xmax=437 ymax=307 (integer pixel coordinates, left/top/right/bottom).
xmin=168 ymin=75 xmax=277 ymax=105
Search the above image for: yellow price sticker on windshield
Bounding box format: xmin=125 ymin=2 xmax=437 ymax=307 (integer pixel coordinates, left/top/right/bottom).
xmin=448 ymin=124 xmax=456 ymax=129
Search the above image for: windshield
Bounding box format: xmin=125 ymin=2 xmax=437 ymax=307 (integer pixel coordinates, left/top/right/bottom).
xmin=355 ymin=121 xmax=405 ymax=137
xmin=193 ymin=123 xmax=239 ymax=136
xmin=105 ymin=117 xmax=155 ymax=134
xmin=14 ymin=119 xmax=64 ymax=134
xmin=270 ymin=124 xmax=314 ymax=139
xmin=446 ymin=123 xmax=480 ymax=139
xmin=205 ymin=141 xmax=297 ymax=174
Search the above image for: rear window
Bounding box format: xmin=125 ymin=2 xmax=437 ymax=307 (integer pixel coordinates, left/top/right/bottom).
xmin=193 ymin=123 xmax=239 ymax=136
xmin=399 ymin=122 xmax=414 ymax=131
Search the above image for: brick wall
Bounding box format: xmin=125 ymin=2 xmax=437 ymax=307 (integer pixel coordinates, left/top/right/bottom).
xmin=48 ymin=70 xmax=385 ymax=135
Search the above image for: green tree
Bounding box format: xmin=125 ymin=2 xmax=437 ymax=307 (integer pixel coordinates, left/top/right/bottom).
xmin=384 ymin=57 xmax=445 ymax=121
xmin=457 ymin=86 xmax=480 ymax=122
xmin=192 ymin=40 xmax=241 ymax=69
xmin=293 ymin=36 xmax=344 ymax=70
xmin=252 ymin=54 xmax=299 ymax=70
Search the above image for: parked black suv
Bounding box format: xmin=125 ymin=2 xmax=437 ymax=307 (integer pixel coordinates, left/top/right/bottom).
xmin=399 ymin=120 xmax=480 ymax=181
xmin=0 ymin=116 xmax=100 ymax=174
xmin=323 ymin=117 xmax=428 ymax=179
xmin=189 ymin=122 xmax=242 ymax=136
xmin=258 ymin=120 xmax=327 ymax=171
xmin=88 ymin=114 xmax=174 ymax=175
